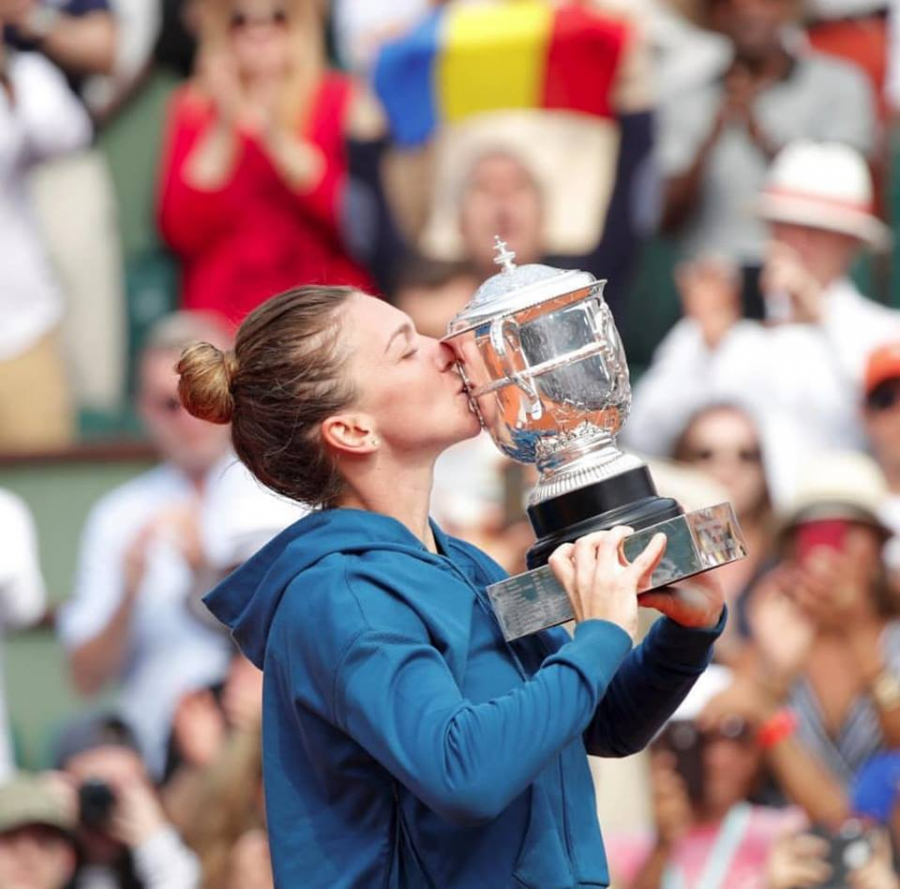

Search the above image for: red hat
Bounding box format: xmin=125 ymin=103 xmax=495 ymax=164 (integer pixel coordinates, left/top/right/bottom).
xmin=865 ymin=343 xmax=900 ymax=397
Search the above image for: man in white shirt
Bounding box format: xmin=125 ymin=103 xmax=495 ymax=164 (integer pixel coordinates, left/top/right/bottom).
xmin=0 ymin=489 xmax=47 ymax=780
xmin=57 ymin=313 xmax=307 ymax=776
xmin=0 ymin=38 xmax=91 ymax=452
xmin=624 ymin=141 xmax=900 ymax=506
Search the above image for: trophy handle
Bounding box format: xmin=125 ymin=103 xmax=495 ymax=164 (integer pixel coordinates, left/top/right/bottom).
xmin=490 ymin=316 xmax=543 ymax=421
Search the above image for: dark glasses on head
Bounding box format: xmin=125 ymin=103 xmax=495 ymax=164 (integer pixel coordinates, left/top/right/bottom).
xmin=685 ymin=446 xmax=762 ymax=465
xmin=230 ymin=8 xmax=288 ymax=30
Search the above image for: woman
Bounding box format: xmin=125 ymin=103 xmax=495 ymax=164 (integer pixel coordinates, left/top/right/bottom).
xmin=672 ymin=403 xmax=775 ymax=662
xmin=158 ymin=0 xmax=373 ymax=325
xmin=176 ymin=285 xmax=726 ymax=887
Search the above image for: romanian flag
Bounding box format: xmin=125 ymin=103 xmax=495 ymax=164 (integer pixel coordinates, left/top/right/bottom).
xmin=372 ymin=1 xmax=631 ymax=148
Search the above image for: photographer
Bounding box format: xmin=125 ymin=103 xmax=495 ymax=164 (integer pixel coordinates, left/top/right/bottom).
xmin=54 ymin=712 xmax=200 ymax=889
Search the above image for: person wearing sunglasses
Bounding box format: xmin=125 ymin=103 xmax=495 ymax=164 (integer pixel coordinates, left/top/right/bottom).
xmin=158 ymin=0 xmax=376 ymax=327
xmin=56 ymin=311 xmax=306 ymax=780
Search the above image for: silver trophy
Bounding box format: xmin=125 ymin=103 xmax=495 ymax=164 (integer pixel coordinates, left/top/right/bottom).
xmin=442 ymin=239 xmax=746 ymax=641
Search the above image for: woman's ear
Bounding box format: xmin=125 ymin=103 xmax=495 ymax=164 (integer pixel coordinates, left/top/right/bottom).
xmin=321 ymin=413 xmax=379 ymax=456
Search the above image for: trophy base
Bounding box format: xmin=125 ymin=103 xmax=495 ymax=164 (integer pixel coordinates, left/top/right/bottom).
xmin=487 ymin=503 xmax=747 ymax=642
xmin=526 ymin=465 xmax=682 ymax=569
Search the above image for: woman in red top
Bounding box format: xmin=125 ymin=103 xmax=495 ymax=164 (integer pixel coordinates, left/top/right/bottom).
xmin=158 ymin=0 xmax=374 ymax=324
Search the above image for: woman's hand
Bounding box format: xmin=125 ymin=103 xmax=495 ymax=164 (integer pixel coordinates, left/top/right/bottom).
xmin=765 ymin=833 xmax=832 ymax=889
xmin=638 ymin=571 xmax=725 ymax=630
xmin=548 ymin=527 xmax=666 ymax=641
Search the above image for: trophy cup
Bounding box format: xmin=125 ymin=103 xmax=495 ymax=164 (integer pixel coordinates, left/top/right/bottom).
xmin=442 ymin=239 xmax=747 ymax=641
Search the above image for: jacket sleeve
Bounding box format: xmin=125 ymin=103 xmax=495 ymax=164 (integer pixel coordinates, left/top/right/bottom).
xmin=330 ymin=618 xmax=633 ymax=826
xmin=583 ymin=609 xmax=726 ymax=758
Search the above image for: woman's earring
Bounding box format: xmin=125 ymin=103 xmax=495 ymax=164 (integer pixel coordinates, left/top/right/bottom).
xmin=370 ymin=438 xmax=380 ymax=448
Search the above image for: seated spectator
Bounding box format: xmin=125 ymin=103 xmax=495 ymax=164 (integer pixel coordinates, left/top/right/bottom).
xmin=0 ymin=772 xmax=78 ymax=889
xmin=391 ymin=256 xmax=477 ymax=340
xmin=714 ymin=451 xmax=900 ymax=825
xmin=659 ymin=0 xmax=877 ymax=308
xmin=158 ymin=0 xmax=374 ymax=325
xmin=606 ymin=666 xmax=805 ymax=887
xmin=863 ymin=343 xmax=900 ymax=544
xmin=671 ymin=403 xmax=774 ymax=660
xmin=54 ymin=712 xmax=200 ymax=888
xmin=626 ymin=141 xmax=900 ymax=505
xmin=2 ymin=0 xmax=116 ymax=92
xmin=56 ymin=312 xmax=306 ymax=776
xmin=0 ymin=34 xmax=91 ymax=453
xmin=0 ymin=489 xmax=48 ymax=781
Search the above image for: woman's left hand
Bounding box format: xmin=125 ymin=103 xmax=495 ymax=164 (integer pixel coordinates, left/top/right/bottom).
xmin=638 ymin=570 xmax=725 ymax=629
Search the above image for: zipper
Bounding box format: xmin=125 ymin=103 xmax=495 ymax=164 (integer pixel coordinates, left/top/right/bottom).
xmin=437 ymin=555 xmax=529 ymax=680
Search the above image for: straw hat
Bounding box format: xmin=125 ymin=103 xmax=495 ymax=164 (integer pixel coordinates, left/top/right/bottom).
xmin=409 ymin=109 xmax=619 ymax=261
xmin=758 ymin=141 xmax=891 ymax=250
xmin=0 ymin=774 xmax=76 ymax=837
xmin=777 ymin=450 xmax=890 ymax=535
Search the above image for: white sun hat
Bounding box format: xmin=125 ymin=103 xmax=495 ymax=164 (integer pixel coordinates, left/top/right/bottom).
xmin=757 ymin=141 xmax=891 ymax=251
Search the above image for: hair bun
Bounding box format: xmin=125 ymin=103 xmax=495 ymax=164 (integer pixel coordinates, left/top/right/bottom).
xmin=177 ymin=341 xmax=237 ymax=425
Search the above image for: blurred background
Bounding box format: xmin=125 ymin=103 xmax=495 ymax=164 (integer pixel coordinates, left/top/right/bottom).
xmin=3 ymin=0 xmax=900 ymax=886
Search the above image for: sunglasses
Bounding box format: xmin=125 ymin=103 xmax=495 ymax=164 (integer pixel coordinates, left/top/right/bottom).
xmin=867 ymin=381 xmax=900 ymax=413
xmin=685 ymin=445 xmax=762 ymax=465
xmin=229 ymin=8 xmax=288 ymax=30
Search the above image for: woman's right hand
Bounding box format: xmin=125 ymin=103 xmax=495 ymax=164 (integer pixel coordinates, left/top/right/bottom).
xmin=548 ymin=527 xmax=666 ymax=641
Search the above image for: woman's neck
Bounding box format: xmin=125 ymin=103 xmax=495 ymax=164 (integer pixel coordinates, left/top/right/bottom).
xmin=338 ymin=456 xmax=438 ymax=552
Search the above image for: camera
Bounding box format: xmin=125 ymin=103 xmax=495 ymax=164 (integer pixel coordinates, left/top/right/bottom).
xmin=78 ymin=779 xmax=117 ymax=831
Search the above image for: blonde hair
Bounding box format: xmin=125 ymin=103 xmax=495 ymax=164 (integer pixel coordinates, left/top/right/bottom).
xmin=194 ymin=0 xmax=326 ymax=132
xmin=177 ymin=285 xmax=357 ymax=507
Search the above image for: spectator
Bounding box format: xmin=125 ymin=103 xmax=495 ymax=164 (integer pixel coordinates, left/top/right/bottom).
xmin=671 ymin=403 xmax=774 ymax=660
xmin=57 ymin=312 xmax=306 ymax=776
xmin=863 ymin=343 xmax=900 ymax=542
xmin=0 ymin=34 xmax=92 ymax=453
xmin=659 ymin=0 xmax=877 ymax=303
xmin=391 ymin=256 xmax=477 ymax=340
xmin=626 ymin=141 xmax=900 ymax=505
xmin=2 ymin=0 xmax=116 ymax=93
xmin=0 ymin=772 xmax=79 ymax=889
xmin=158 ymin=0 xmax=375 ymax=325
xmin=54 ymin=712 xmax=201 ymax=888
xmin=605 ymin=666 xmax=805 ymax=887
xmin=717 ymin=451 xmax=900 ymax=825
xmin=0 ymin=490 xmax=47 ymax=781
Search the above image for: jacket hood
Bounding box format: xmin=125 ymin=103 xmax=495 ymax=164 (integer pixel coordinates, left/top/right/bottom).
xmin=203 ymin=508 xmax=450 ymax=668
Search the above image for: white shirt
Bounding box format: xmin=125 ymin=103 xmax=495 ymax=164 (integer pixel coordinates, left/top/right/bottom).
xmin=0 ymin=489 xmax=47 ymax=780
xmin=57 ymin=455 xmax=307 ymax=775
xmin=623 ymin=279 xmax=900 ymax=507
xmin=0 ymin=52 xmax=91 ymax=359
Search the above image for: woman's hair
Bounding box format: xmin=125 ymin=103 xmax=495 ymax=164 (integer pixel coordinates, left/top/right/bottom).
xmin=177 ymin=285 xmax=357 ymax=507
xmin=194 ymin=0 xmax=325 ymax=131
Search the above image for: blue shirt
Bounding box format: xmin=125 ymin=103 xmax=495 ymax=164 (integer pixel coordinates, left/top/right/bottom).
xmin=205 ymin=508 xmax=724 ymax=888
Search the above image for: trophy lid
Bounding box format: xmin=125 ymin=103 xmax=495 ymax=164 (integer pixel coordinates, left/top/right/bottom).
xmin=444 ymin=237 xmax=599 ymax=338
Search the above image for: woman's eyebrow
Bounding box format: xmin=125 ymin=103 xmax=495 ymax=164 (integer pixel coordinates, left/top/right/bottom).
xmin=383 ymin=322 xmax=414 ymax=354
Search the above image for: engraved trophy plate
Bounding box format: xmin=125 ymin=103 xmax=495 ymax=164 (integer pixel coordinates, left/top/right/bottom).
xmin=487 ymin=503 xmax=747 ymax=642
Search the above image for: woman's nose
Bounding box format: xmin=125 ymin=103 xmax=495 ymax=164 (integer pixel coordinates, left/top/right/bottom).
xmin=434 ymin=340 xmax=458 ymax=372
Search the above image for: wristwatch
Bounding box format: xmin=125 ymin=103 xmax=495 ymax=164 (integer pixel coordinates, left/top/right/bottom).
xmin=870 ymin=671 xmax=900 ymax=711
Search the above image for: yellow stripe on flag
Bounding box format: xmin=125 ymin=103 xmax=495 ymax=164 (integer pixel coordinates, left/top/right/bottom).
xmin=438 ymin=1 xmax=553 ymax=123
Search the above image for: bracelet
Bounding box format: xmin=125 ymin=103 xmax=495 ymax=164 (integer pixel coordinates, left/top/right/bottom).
xmin=757 ymin=708 xmax=798 ymax=749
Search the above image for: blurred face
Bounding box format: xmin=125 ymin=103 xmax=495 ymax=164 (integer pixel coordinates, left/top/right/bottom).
xmin=227 ymin=0 xmax=292 ymax=79
xmin=139 ymin=349 xmax=231 ymax=476
xmin=394 ymin=275 xmax=478 ymax=341
xmin=0 ymin=826 xmax=76 ymax=889
xmin=340 ymin=294 xmax=480 ymax=458
xmin=679 ymin=408 xmax=767 ymax=518
xmin=700 ymin=715 xmax=762 ymax=815
xmin=708 ymin=0 xmax=793 ymax=60
xmin=459 ymin=153 xmax=544 ymax=273
xmin=769 ymin=221 xmax=859 ymax=286
xmin=864 ymin=378 xmax=900 ymax=476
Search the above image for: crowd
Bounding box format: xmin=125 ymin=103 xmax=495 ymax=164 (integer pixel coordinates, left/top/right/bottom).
xmin=3 ymin=0 xmax=900 ymax=885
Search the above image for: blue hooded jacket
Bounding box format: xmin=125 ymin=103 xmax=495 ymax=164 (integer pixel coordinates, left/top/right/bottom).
xmin=204 ymin=508 xmax=724 ymax=888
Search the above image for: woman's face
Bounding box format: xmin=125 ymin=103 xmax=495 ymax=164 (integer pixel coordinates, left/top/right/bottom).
xmin=341 ymin=294 xmax=481 ymax=457
xmin=680 ymin=408 xmax=767 ymax=518
xmin=227 ymin=0 xmax=292 ymax=79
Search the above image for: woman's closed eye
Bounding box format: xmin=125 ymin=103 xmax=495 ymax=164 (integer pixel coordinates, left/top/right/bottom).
xmin=402 ymin=348 xmax=419 ymax=360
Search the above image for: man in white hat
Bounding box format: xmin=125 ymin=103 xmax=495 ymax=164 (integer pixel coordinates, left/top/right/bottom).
xmin=624 ymin=140 xmax=900 ymax=506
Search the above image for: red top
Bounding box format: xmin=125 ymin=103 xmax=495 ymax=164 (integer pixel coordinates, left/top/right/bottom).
xmin=158 ymin=73 xmax=374 ymax=324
